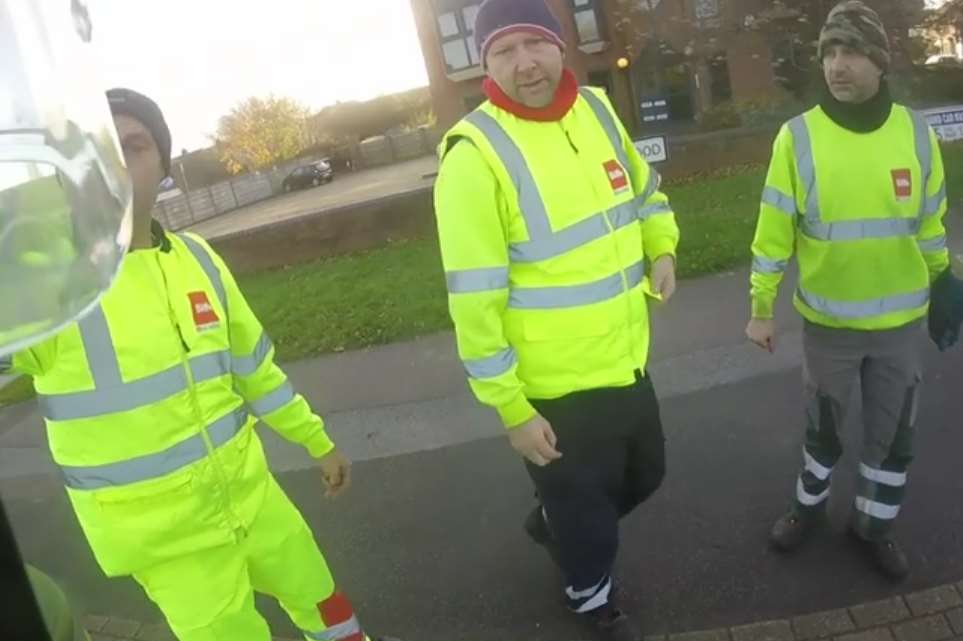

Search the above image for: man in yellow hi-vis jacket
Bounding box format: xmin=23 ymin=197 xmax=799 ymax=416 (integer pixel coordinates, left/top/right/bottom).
xmin=433 ymin=1 xmax=680 ymax=638
xmin=0 ymin=89 xmax=398 ymax=641
xmin=747 ymin=1 xmax=951 ymax=581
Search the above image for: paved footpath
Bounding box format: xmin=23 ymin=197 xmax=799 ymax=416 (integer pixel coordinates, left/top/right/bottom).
xmin=3 ymin=211 xmax=962 ymax=641
xmin=82 ymin=582 xmax=963 ymax=641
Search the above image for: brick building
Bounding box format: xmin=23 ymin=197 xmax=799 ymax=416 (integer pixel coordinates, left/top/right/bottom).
xmin=920 ymin=0 xmax=963 ymax=61
xmin=408 ymin=0 xmax=784 ymax=135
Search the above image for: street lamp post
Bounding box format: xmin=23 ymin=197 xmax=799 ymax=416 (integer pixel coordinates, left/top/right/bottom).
xmin=616 ymin=56 xmax=641 ymax=135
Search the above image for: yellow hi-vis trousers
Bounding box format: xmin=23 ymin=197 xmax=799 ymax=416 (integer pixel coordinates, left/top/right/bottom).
xmin=132 ymin=476 xmax=369 ymax=641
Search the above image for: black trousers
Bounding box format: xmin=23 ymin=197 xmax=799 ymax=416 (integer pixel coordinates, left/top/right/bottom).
xmin=526 ymin=371 xmax=666 ymax=601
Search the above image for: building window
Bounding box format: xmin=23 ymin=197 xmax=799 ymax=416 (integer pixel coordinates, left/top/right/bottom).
xmin=693 ymin=0 xmax=720 ymax=20
xmin=708 ymin=54 xmax=732 ymax=103
xmin=435 ymin=2 xmax=483 ymax=73
xmin=571 ymin=0 xmax=606 ymax=44
xmin=664 ymin=62 xmax=695 ymax=121
xmin=588 ymin=70 xmax=613 ymax=97
xmin=464 ymin=94 xmax=485 ymax=112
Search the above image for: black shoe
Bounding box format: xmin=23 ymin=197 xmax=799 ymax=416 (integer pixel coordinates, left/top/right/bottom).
xmin=850 ymin=531 xmax=910 ymax=581
xmin=769 ymin=510 xmax=820 ymax=552
xmin=584 ymin=604 xmax=643 ymax=641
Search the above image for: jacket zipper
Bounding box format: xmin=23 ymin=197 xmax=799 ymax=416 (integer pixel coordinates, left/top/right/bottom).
xmin=153 ymin=254 xmax=247 ymax=540
xmin=560 ymin=122 xmax=636 ymax=357
xmin=564 ymin=129 xmax=579 ymax=154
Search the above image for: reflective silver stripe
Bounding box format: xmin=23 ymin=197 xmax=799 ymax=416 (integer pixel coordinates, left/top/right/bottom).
xmin=797 ymin=286 xmax=930 ymax=320
xmin=924 ymin=181 xmax=947 ymax=218
xmin=788 ymin=116 xmax=820 ymax=218
xmin=509 ymin=260 xmax=644 ymax=310
xmin=799 ymin=217 xmax=920 ymax=242
xmin=579 ymin=88 xmax=631 ymax=177
xmin=248 ymin=380 xmax=295 ymax=417
xmin=179 ymin=234 xmax=227 ymax=315
xmin=859 ymin=463 xmax=907 ymax=487
xmin=918 ymin=235 xmax=947 ymax=253
xmin=575 ymin=580 xmax=612 ymax=614
xmin=568 ymin=576 xmax=612 ymax=614
xmin=463 ymin=347 xmax=517 ymax=379
xmin=761 ymin=186 xmax=797 ymax=217
xmin=752 ymin=256 xmax=788 ymax=274
xmin=509 ymin=201 xmax=637 ymax=263
xmin=640 ymin=166 xmax=660 ymax=204
xmin=566 ymin=574 xmax=609 ymax=600
xmin=804 ymin=450 xmax=833 ymax=482
xmin=61 ymin=407 xmax=247 ymax=490
xmin=465 ymin=110 xmax=552 ymax=239
xmin=466 ymin=101 xmax=650 ymax=262
xmin=232 ymin=333 xmax=273 ymax=377
xmin=78 ymin=305 xmax=122 ymax=387
xmin=40 ymin=351 xmax=231 ymax=421
xmin=789 ymin=109 xmax=935 ymax=239
xmin=638 ymin=202 xmax=672 ymax=221
xmin=855 ymin=496 xmax=900 ymax=520
xmin=190 ymin=351 xmax=232 ymax=382
xmin=796 ymin=478 xmax=830 ymax=506
xmin=608 ymin=200 xmax=638 ymax=229
xmin=446 ymin=267 xmax=510 ymax=294
xmin=910 ymin=109 xmax=933 ymax=218
xmin=305 ymin=616 xmax=363 ymax=641
xmin=0 ymin=354 xmax=12 ymax=373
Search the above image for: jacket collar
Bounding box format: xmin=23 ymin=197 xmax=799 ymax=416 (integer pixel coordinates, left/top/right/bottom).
xmin=151 ymin=219 xmax=171 ymax=253
xmin=482 ymin=69 xmax=579 ymax=122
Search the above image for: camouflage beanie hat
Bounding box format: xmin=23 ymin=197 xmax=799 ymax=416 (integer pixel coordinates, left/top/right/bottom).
xmin=818 ymin=0 xmax=891 ymax=72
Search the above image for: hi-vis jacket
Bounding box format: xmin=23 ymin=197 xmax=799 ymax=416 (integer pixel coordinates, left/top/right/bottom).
xmin=434 ymin=87 xmax=680 ymax=427
xmin=751 ymin=104 xmax=949 ymax=330
xmin=1 ymin=230 xmax=333 ymax=576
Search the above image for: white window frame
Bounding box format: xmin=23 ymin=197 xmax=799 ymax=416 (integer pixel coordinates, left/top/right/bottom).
xmin=571 ymin=0 xmax=607 ymax=45
xmin=435 ymin=2 xmax=483 ymax=74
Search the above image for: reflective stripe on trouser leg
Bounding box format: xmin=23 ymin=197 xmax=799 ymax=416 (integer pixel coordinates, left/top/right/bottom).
xmin=794 ymin=392 xmax=844 ymax=515
xmin=242 ymin=477 xmax=367 ymax=641
xmin=794 ymin=326 xmax=859 ymax=516
xmin=853 ymin=380 xmax=919 ymax=539
xmin=566 ymin=574 xmax=613 ymax=614
xmin=304 ymin=592 xmax=366 ymax=641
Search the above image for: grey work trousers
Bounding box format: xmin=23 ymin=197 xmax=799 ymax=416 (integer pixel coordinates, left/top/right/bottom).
xmin=792 ymin=320 xmax=923 ymax=539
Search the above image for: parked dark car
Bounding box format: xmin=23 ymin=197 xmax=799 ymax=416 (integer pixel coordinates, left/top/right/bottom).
xmin=281 ymin=161 xmax=333 ymax=192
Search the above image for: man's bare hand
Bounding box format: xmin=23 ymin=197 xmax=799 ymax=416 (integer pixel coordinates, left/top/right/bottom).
xmin=650 ymin=255 xmax=677 ymax=302
xmin=318 ymin=448 xmax=352 ymax=498
xmin=509 ymin=414 xmax=562 ymax=467
xmin=746 ymin=318 xmax=776 ymax=353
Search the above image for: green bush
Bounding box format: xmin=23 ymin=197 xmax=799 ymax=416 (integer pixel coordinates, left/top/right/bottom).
xmin=891 ymin=66 xmax=963 ymax=107
xmin=734 ymin=95 xmax=808 ymax=128
xmin=698 ymin=102 xmax=743 ymax=132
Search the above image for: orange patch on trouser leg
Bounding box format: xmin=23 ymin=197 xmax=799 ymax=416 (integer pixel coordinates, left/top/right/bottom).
xmin=317 ymin=592 xmax=365 ymax=641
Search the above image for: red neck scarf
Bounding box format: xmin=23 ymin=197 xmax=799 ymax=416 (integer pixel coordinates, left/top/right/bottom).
xmin=482 ymin=69 xmax=579 ymax=122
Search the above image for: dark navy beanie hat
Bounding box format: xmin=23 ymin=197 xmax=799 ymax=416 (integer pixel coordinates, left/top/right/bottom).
xmin=474 ymin=0 xmax=566 ymax=67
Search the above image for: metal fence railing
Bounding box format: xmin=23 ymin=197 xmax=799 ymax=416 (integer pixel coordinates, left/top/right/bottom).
xmin=153 ymin=126 xmax=442 ymax=231
xmin=153 ymin=164 xmax=288 ymax=230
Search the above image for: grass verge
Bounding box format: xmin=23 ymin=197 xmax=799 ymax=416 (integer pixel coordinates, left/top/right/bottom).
xmin=2 ymin=143 xmax=960 ymax=405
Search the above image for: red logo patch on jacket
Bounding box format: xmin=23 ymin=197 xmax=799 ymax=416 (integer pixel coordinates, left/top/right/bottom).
xmin=603 ymin=159 xmax=630 ymax=194
xmin=891 ymin=168 xmax=912 ymax=201
xmin=188 ymin=291 xmax=220 ymax=331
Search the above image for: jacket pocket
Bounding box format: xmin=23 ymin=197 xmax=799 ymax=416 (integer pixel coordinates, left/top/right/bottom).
xmin=522 ymin=308 xmax=613 ymax=342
